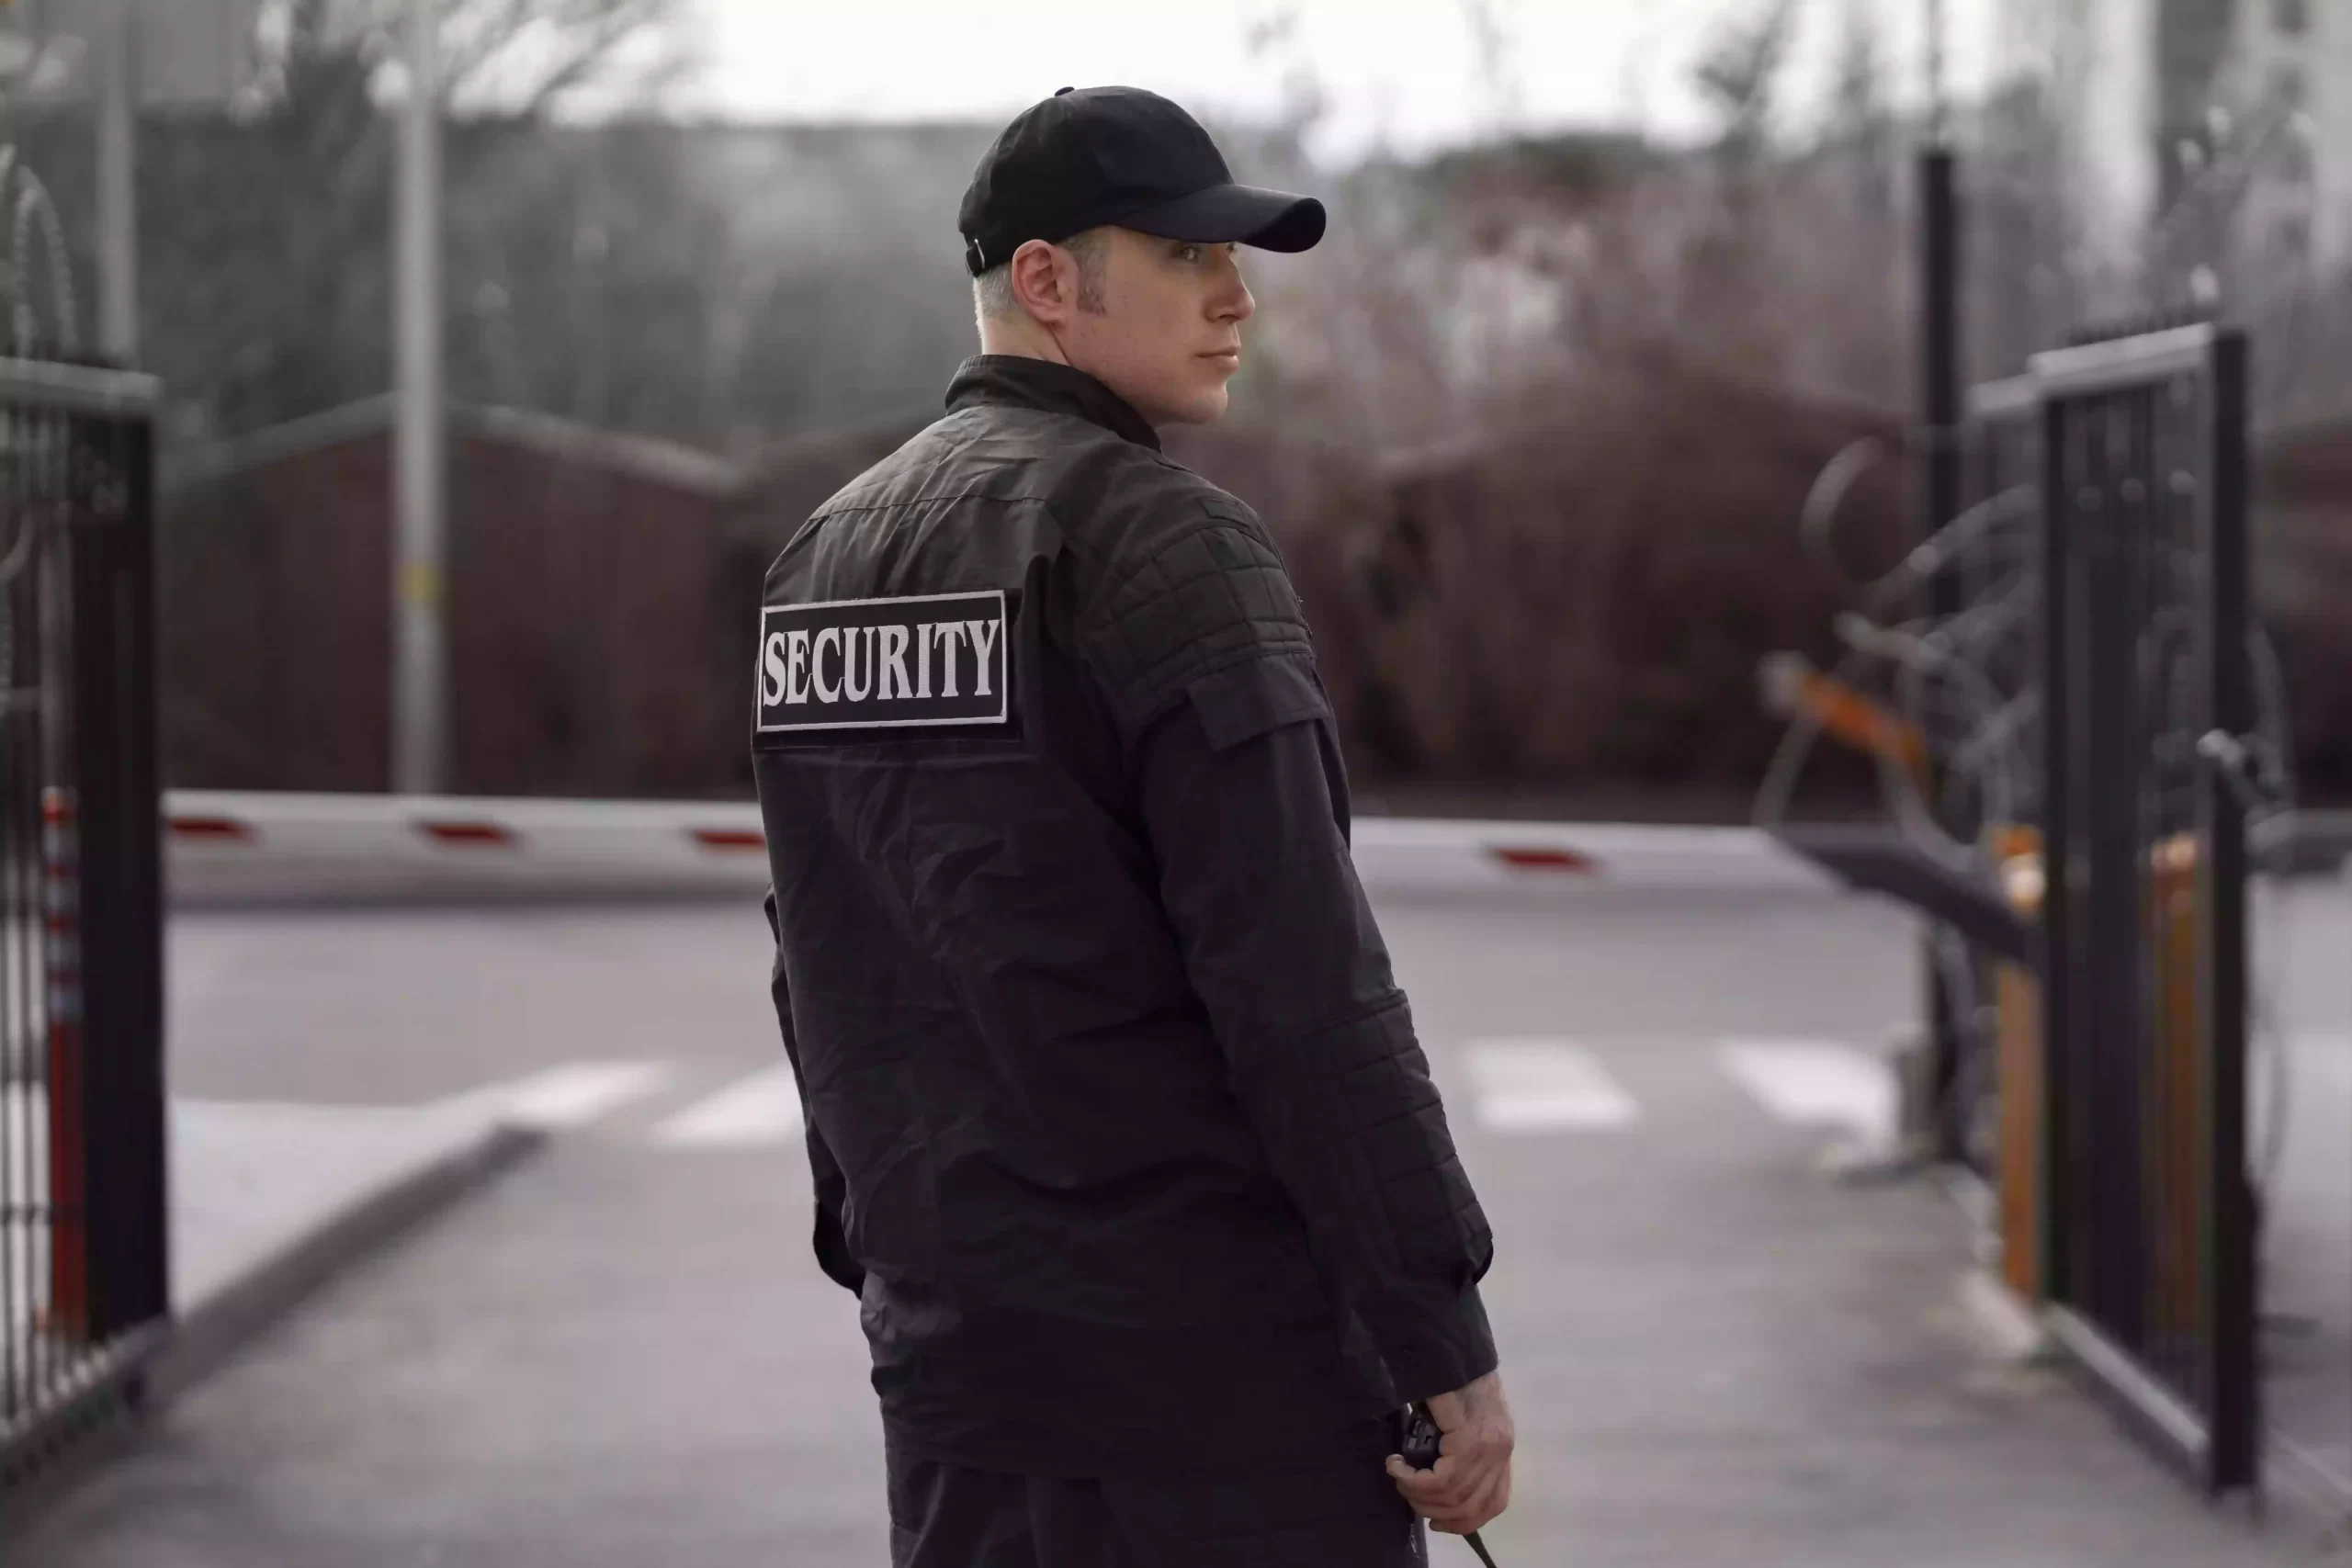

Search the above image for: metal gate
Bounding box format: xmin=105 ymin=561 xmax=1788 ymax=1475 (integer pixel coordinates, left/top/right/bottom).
xmin=2031 ymin=322 xmax=2257 ymax=1496
xmin=0 ymin=354 xmax=168 ymax=1489
xmin=1763 ymin=303 xmax=2267 ymax=1497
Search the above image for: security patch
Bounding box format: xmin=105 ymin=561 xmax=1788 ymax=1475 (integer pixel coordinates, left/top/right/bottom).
xmin=754 ymin=589 xmax=1010 ymax=738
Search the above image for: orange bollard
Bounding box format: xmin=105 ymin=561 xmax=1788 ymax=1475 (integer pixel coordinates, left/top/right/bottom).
xmin=2148 ymin=832 xmax=2205 ymax=1352
xmin=1984 ymin=823 xmax=2208 ymax=1335
xmin=1758 ymin=653 xmax=1932 ymax=795
xmin=1985 ymin=824 xmax=2044 ymax=1303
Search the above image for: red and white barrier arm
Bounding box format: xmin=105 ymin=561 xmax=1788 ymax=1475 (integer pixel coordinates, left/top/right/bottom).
xmin=1346 ymin=818 xmax=1840 ymax=893
xmin=165 ymin=790 xmax=766 ymax=865
xmin=161 ymin=790 xmax=1841 ymax=897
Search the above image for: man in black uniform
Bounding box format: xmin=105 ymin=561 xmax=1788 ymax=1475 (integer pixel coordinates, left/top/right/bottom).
xmin=752 ymin=85 xmax=1511 ymax=1567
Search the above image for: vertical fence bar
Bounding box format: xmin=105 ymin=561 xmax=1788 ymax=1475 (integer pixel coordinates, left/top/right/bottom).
xmin=2139 ymin=378 xmax=2187 ymax=1410
xmin=40 ymin=783 xmax=80 ymax=1344
xmin=2031 ymin=383 xmax=2069 ymax=1316
xmin=2098 ymin=396 xmax=2151 ymax=1352
xmin=1918 ymin=144 xmax=1968 ymax=1165
xmin=2037 ymin=377 xmax=2072 ymax=1311
xmin=34 ymin=401 xmax=70 ymax=1419
xmin=2200 ymin=329 xmax=2256 ymax=1492
xmin=0 ymin=399 xmax=22 ymax=1431
xmin=6 ymin=593 xmax=30 ymax=1422
xmin=70 ymin=410 xmax=167 ymax=1340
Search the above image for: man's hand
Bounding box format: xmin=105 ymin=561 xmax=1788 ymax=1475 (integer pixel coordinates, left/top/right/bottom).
xmin=1385 ymin=1370 xmax=1514 ymax=1536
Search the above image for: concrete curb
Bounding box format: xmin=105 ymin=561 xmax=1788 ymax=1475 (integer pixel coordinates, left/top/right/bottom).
xmin=146 ymin=1118 xmax=546 ymax=1404
xmin=0 ymin=1113 xmax=543 ymax=1536
xmin=1941 ymin=1251 xmax=2352 ymax=1547
xmin=1954 ymin=1266 xmax=2056 ymax=1364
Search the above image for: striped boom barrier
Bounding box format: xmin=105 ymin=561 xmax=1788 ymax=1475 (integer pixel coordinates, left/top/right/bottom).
xmin=159 ymin=791 xmax=1848 ymax=903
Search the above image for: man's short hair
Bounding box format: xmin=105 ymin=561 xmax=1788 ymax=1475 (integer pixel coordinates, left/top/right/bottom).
xmin=974 ymin=227 xmax=1113 ymax=325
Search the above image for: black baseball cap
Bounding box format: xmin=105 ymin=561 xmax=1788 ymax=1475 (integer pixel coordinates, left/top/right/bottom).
xmin=958 ymin=85 xmax=1326 ymax=277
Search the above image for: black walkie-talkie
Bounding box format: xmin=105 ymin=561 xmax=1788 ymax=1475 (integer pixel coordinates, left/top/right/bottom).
xmin=1400 ymin=1404 xmax=1500 ymax=1568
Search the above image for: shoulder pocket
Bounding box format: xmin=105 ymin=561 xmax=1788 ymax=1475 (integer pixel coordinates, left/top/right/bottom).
xmin=1184 ymin=654 xmax=1329 ymax=753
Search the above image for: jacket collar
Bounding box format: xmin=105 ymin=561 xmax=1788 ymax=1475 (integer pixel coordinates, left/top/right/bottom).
xmin=945 ymin=355 xmax=1162 ymax=452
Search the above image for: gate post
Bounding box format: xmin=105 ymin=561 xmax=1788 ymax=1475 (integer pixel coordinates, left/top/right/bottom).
xmin=67 ymin=400 xmax=167 ymax=1338
xmin=2199 ymin=328 xmax=2256 ymax=1492
xmin=1917 ymin=143 xmax=1969 ymax=1164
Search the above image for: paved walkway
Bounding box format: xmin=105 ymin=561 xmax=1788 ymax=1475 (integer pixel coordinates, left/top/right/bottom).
xmin=9 ymin=884 xmax=2350 ymax=1563
xmin=11 ymin=1111 xmax=2336 ymax=1565
xmin=7 ymin=1091 xmax=515 ymax=1424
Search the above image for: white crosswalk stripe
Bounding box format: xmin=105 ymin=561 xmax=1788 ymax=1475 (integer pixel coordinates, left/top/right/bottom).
xmin=1466 ymin=1039 xmax=1641 ymax=1133
xmin=449 ymin=1036 xmax=1914 ymax=1151
xmin=650 ymin=1064 xmax=804 ymax=1148
xmin=492 ymin=1060 xmax=674 ymax=1130
xmin=1714 ymin=1038 xmax=1895 ymax=1143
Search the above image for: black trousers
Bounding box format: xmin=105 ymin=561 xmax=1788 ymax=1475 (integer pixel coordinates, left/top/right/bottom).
xmin=885 ymin=1425 xmax=1429 ymax=1568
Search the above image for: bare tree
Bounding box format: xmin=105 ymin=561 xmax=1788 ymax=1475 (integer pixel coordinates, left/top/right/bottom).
xmin=1459 ymin=0 xmax=1522 ymax=141
xmin=251 ymin=0 xmax=691 ymax=118
xmin=1825 ymin=0 xmax=1894 ymax=211
xmin=1690 ymin=0 xmax=1800 ymax=168
xmin=0 ymin=0 xmax=698 ymax=443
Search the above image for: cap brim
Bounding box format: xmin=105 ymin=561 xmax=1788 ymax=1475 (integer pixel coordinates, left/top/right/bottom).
xmin=1117 ymin=183 xmax=1326 ymax=253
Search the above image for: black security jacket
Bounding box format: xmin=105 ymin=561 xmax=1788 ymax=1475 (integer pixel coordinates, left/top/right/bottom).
xmin=752 ymin=355 xmax=1496 ymax=1477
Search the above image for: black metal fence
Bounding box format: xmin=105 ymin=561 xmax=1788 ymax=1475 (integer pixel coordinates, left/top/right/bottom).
xmin=2030 ymin=323 xmax=2257 ymax=1495
xmin=0 ymin=355 xmax=168 ymax=1488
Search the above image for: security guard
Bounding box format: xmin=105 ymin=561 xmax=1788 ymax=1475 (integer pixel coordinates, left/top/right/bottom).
xmin=753 ymin=85 xmax=1512 ymax=1567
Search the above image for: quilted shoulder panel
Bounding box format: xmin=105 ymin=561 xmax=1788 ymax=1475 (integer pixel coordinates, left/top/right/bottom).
xmin=1079 ymin=493 xmax=1313 ymax=734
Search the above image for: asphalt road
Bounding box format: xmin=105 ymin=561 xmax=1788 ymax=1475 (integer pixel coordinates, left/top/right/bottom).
xmin=16 ymin=880 xmax=2352 ymax=1564
xmin=159 ymin=881 xmax=1941 ymax=1105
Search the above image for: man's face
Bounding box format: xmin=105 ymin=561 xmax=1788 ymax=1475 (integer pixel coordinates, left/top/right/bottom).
xmin=1060 ymin=228 xmax=1256 ymax=425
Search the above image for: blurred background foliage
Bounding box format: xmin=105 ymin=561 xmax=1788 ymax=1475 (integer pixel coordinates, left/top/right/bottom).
xmin=3 ymin=0 xmax=2346 ymax=809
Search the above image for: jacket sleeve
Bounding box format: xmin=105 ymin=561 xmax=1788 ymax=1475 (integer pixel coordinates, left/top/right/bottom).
xmin=1083 ymin=511 xmax=1498 ymax=1403
xmin=763 ymin=886 xmax=866 ymax=1298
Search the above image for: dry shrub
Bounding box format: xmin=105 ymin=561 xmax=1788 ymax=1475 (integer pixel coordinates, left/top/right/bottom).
xmin=2258 ymin=426 xmax=2352 ymax=799
xmin=1182 ymin=354 xmax=1905 ymax=788
xmin=1182 ymin=147 xmax=1916 ymax=792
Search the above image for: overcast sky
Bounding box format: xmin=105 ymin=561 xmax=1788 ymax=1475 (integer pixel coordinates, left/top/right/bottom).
xmin=684 ymin=0 xmax=2001 ymax=164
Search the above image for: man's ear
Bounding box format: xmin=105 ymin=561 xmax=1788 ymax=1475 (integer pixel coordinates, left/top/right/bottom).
xmin=1009 ymin=239 xmax=1069 ymax=327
